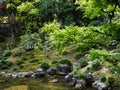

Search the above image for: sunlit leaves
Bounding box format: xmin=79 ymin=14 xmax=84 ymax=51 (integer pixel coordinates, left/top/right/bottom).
xmin=78 ymin=0 xmax=118 ymax=19
xmin=41 ymin=20 xmax=61 ymax=34
xmin=49 ymin=24 xmax=105 ymax=52
xmin=28 ymin=8 xmax=39 ymax=15
xmin=17 ymin=2 xmax=34 ymax=13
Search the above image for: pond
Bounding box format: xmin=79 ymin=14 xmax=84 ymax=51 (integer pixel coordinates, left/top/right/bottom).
xmin=0 ymin=76 xmax=97 ymax=90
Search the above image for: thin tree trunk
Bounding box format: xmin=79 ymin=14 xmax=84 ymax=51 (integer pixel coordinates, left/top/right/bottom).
xmin=7 ymin=11 xmax=15 ymax=48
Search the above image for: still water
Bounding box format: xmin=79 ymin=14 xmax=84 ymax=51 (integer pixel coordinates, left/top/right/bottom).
xmin=0 ymin=77 xmax=97 ymax=90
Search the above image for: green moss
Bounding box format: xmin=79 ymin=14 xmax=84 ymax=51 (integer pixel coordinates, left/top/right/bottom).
xmin=40 ymin=62 xmax=50 ymax=70
xmin=59 ymin=58 xmax=72 ymax=66
xmin=29 ymin=58 xmax=39 ymax=63
xmin=79 ymin=58 xmax=88 ymax=68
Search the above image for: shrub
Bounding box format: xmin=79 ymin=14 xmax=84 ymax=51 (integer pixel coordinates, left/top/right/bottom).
xmin=79 ymin=58 xmax=88 ymax=68
xmin=77 ymin=72 xmax=86 ymax=79
xmin=85 ymin=67 xmax=94 ymax=73
xmin=51 ymin=60 xmax=58 ymax=64
xmin=59 ymin=58 xmax=72 ymax=66
xmin=0 ymin=60 xmax=13 ymax=69
xmin=4 ymin=51 xmax=12 ymax=57
xmin=0 ymin=56 xmax=7 ymax=61
xmin=100 ymin=74 xmax=106 ymax=82
xmin=6 ymin=61 xmax=13 ymax=66
xmin=29 ymin=58 xmax=38 ymax=63
xmin=74 ymin=53 xmax=83 ymax=60
xmin=89 ymin=49 xmax=109 ymax=60
xmin=0 ymin=65 xmax=8 ymax=69
xmin=107 ymin=75 xmax=115 ymax=86
xmin=16 ymin=59 xmax=24 ymax=65
xmin=1 ymin=60 xmax=7 ymax=64
xmin=40 ymin=62 xmax=50 ymax=70
xmin=92 ymin=59 xmax=102 ymax=70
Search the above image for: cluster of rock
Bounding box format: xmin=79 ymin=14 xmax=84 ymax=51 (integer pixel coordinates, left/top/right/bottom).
xmin=0 ymin=64 xmax=71 ymax=78
xmin=64 ymin=73 xmax=108 ymax=90
xmin=0 ymin=64 xmax=108 ymax=90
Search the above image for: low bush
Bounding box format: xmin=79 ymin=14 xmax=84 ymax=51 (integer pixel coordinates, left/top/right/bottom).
xmin=74 ymin=53 xmax=83 ymax=60
xmin=29 ymin=58 xmax=39 ymax=63
xmin=0 ymin=56 xmax=7 ymax=61
xmin=100 ymin=74 xmax=106 ymax=82
xmin=16 ymin=59 xmax=24 ymax=65
xmin=107 ymin=75 xmax=115 ymax=86
xmin=85 ymin=67 xmax=94 ymax=73
xmin=40 ymin=62 xmax=50 ymax=70
xmin=51 ymin=60 xmax=58 ymax=64
xmin=92 ymin=59 xmax=102 ymax=70
xmin=89 ymin=49 xmax=109 ymax=60
xmin=79 ymin=58 xmax=88 ymax=68
xmin=59 ymin=58 xmax=72 ymax=66
xmin=6 ymin=60 xmax=13 ymax=66
xmin=4 ymin=51 xmax=12 ymax=57
xmin=0 ymin=60 xmax=13 ymax=69
xmin=77 ymin=72 xmax=86 ymax=79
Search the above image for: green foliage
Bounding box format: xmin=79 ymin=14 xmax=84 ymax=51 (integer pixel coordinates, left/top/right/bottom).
xmin=29 ymin=58 xmax=38 ymax=63
xmin=51 ymin=60 xmax=58 ymax=64
xmin=0 ymin=56 xmax=7 ymax=61
xmin=51 ymin=25 xmax=104 ymax=53
xmin=107 ymin=75 xmax=115 ymax=86
xmin=79 ymin=58 xmax=88 ymax=68
xmin=40 ymin=20 xmax=60 ymax=44
xmin=0 ymin=60 xmax=13 ymax=69
xmin=74 ymin=53 xmax=83 ymax=60
xmin=103 ymin=23 xmax=120 ymax=40
xmin=40 ymin=62 xmax=50 ymax=70
xmin=72 ymin=65 xmax=78 ymax=75
xmin=78 ymin=0 xmax=119 ymax=19
xmin=5 ymin=61 xmax=14 ymax=67
xmin=4 ymin=51 xmax=12 ymax=57
xmin=85 ymin=67 xmax=94 ymax=73
xmin=16 ymin=59 xmax=24 ymax=65
xmin=77 ymin=72 xmax=86 ymax=79
xmin=59 ymin=58 xmax=72 ymax=66
xmin=108 ymin=63 xmax=120 ymax=76
xmin=89 ymin=49 xmax=109 ymax=60
xmin=20 ymin=33 xmax=41 ymax=50
xmin=100 ymin=74 xmax=106 ymax=82
xmin=92 ymin=59 xmax=102 ymax=70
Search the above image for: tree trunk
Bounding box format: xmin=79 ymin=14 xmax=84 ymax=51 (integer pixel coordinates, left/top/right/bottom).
xmin=7 ymin=11 xmax=15 ymax=48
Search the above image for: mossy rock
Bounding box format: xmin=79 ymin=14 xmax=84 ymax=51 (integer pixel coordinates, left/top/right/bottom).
xmin=40 ymin=62 xmax=50 ymax=70
xmin=59 ymin=59 xmax=72 ymax=66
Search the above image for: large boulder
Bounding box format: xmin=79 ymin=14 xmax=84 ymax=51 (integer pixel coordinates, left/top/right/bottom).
xmin=85 ymin=73 xmax=94 ymax=86
xmin=92 ymin=81 xmax=107 ymax=90
xmin=64 ymin=73 xmax=77 ymax=86
xmin=33 ymin=68 xmax=45 ymax=78
xmin=58 ymin=64 xmax=71 ymax=75
xmin=47 ymin=67 xmax=57 ymax=76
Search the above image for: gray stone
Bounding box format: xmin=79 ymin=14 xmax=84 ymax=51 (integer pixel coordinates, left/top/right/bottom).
xmin=58 ymin=64 xmax=71 ymax=75
xmin=47 ymin=67 xmax=57 ymax=76
xmin=92 ymin=81 xmax=107 ymax=90
xmin=75 ymin=79 xmax=86 ymax=89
